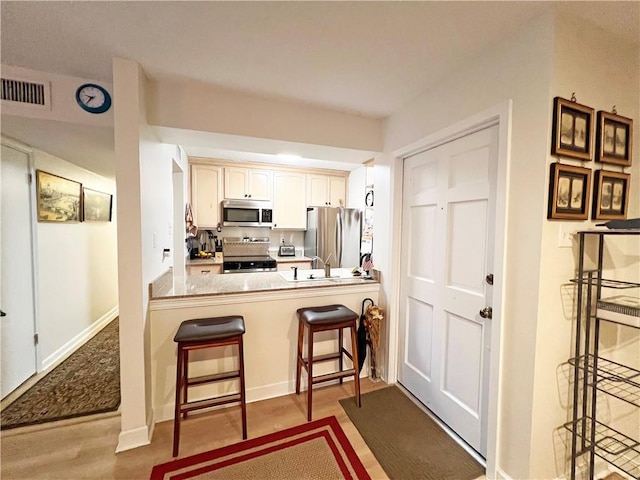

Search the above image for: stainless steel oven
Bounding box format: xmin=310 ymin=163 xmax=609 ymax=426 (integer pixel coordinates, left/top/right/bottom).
xmin=222 ymin=199 xmax=273 ymax=227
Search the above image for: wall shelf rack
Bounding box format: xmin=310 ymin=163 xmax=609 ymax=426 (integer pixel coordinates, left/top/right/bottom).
xmin=566 ymin=230 xmax=640 ymax=480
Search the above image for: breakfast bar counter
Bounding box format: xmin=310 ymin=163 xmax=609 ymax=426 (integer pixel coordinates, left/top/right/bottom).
xmin=148 ymin=268 xmax=380 ymax=425
xmin=150 ymin=268 xmax=378 ymax=300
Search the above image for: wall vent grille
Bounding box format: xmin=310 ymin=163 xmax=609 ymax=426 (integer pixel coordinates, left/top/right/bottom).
xmin=1 ymin=77 xmax=48 ymax=106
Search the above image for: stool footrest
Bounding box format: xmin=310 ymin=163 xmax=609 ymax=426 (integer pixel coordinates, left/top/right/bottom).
xmin=187 ymin=370 xmax=240 ymax=387
xmin=179 ymin=393 xmax=242 ymax=414
xmin=302 ymin=351 xmax=343 ymax=365
xmin=312 ymin=369 xmax=356 ymax=385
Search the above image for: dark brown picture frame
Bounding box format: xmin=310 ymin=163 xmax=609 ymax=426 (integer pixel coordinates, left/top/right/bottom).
xmin=592 ymin=170 xmax=630 ymax=220
xmin=36 ymin=170 xmax=82 ymax=222
xmin=551 ymin=97 xmax=594 ymax=161
xmin=82 ymin=188 xmax=113 ymax=222
xmin=596 ymin=111 xmax=633 ymax=167
xmin=547 ymin=163 xmax=591 ymax=220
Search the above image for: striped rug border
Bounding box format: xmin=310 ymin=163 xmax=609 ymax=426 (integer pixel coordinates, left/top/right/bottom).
xmin=150 ymin=415 xmax=370 ymax=480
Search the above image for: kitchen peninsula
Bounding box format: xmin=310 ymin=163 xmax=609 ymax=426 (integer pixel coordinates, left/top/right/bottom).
xmin=148 ymin=268 xmax=380 ymax=423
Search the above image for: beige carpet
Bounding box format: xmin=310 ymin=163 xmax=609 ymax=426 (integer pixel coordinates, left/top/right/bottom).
xmin=150 ymin=416 xmax=370 ymax=479
xmin=341 ymin=385 xmax=485 ymax=480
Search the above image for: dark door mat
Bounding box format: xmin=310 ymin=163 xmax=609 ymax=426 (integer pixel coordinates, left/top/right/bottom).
xmin=1 ymin=319 xmax=120 ymax=430
xmin=340 ymin=385 xmax=485 ymax=480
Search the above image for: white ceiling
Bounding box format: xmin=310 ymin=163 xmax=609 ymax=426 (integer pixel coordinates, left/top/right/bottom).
xmin=1 ymin=1 xmax=638 ymax=177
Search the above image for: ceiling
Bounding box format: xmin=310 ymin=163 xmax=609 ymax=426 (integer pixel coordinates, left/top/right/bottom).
xmin=2 ymin=1 xmax=638 ymax=178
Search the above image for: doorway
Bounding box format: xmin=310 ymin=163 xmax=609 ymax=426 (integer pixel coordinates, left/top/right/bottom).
xmin=394 ymin=104 xmax=510 ymax=469
xmin=1 ymin=142 xmax=38 ymax=399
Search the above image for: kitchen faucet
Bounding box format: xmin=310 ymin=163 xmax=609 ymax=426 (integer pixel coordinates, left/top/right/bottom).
xmin=311 ymin=254 xmax=333 ymax=277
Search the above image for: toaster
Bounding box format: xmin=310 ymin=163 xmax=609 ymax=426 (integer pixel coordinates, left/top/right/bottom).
xmin=278 ymin=244 xmax=296 ymax=257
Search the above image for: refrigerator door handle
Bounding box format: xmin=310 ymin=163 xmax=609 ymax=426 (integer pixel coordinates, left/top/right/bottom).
xmin=336 ymin=211 xmax=343 ymax=266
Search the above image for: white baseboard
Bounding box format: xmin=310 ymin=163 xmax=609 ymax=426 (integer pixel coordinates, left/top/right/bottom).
xmin=116 ymin=423 xmax=151 ymax=452
xmin=40 ymin=306 xmax=119 ymax=372
xmin=495 ymin=468 xmax=513 ymax=480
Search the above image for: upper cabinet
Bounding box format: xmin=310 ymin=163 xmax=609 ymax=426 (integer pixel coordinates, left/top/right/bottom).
xmin=224 ymin=167 xmax=273 ymax=200
xmin=191 ymin=164 xmax=223 ymax=228
xmin=272 ymin=172 xmax=306 ymax=229
xmin=307 ymin=174 xmax=347 ymax=207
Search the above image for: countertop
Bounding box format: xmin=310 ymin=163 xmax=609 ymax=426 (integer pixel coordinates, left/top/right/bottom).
xmin=186 ymin=255 xmax=311 ymax=265
xmin=151 ymin=268 xmax=378 ymax=300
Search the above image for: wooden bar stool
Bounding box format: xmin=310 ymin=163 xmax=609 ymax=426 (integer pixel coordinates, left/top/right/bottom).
xmin=172 ymin=316 xmax=247 ymax=457
xmin=295 ymin=304 xmax=361 ymax=421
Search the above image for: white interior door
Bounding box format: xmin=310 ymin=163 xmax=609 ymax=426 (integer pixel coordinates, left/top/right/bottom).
xmin=398 ymin=125 xmax=498 ymax=456
xmin=1 ymin=144 xmax=37 ymax=399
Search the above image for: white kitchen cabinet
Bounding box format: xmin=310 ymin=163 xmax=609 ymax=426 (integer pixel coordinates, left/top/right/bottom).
xmin=191 ymin=164 xmax=223 ymax=228
xmin=272 ymin=171 xmax=306 ymax=229
xmin=186 ymin=264 xmax=222 ymax=275
xmin=224 ymin=167 xmax=273 ymax=200
xmin=306 ymin=174 xmax=346 ymax=207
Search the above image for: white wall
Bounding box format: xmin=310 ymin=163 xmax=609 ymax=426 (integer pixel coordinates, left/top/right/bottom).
xmin=147 ymin=79 xmax=383 ymax=153
xmin=31 ymin=149 xmax=118 ymax=369
xmin=113 ymin=57 xmax=190 ymax=452
xmin=1 ymin=64 xmax=113 ymax=127
xmin=530 ymin=12 xmax=640 ymax=479
xmin=381 ymin=9 xmax=556 ymax=479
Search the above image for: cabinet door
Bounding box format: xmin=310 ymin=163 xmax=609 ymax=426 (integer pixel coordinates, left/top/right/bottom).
xmin=306 ymin=174 xmax=329 ymax=206
xmin=328 ymin=176 xmax=346 ymax=207
xmin=191 ymin=165 xmax=222 ymax=227
xmin=273 ymin=172 xmax=306 ymax=229
xmin=249 ymin=169 xmax=273 ymax=200
xmin=224 ymin=167 xmax=249 ymax=199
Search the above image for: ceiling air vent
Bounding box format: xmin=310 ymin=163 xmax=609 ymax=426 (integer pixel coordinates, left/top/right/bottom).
xmin=1 ymin=77 xmax=50 ymax=109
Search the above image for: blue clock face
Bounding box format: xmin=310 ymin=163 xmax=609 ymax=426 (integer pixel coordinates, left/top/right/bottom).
xmin=75 ymin=83 xmax=111 ymax=114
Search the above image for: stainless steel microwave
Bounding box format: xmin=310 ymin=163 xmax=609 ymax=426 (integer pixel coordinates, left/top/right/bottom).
xmin=221 ymin=199 xmax=273 ymax=227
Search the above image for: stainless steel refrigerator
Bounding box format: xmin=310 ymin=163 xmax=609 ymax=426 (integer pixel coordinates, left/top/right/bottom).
xmin=304 ymin=207 xmax=362 ymax=269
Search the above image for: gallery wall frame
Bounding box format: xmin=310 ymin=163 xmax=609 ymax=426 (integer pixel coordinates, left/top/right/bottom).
xmin=592 ymin=170 xmax=630 ymax=220
xmin=595 ymin=111 xmax=633 ymax=167
xmin=551 ymin=96 xmax=594 ymax=161
xmin=83 ymin=188 xmax=113 ymax=222
xmin=547 ymin=163 xmax=592 ymax=220
xmin=36 ymin=170 xmax=82 ymax=223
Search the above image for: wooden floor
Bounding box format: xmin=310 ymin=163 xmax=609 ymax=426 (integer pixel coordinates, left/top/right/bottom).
xmin=1 ymin=379 xmax=395 ymax=479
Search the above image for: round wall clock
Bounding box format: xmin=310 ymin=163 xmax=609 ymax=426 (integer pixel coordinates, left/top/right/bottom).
xmin=75 ymin=83 xmax=112 ymax=114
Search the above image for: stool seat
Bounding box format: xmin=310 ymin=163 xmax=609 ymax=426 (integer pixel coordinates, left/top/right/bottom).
xmin=174 ymin=316 xmax=245 ymax=343
xmin=172 ymin=315 xmax=247 ymax=457
xmin=297 ymin=305 xmax=358 ymax=325
xmin=296 ymin=304 xmax=361 ymax=422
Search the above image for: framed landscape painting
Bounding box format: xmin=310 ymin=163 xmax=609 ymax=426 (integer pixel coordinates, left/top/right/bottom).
xmin=596 ymin=111 xmax=633 ymax=166
xmin=551 ymin=97 xmax=594 ymax=161
xmin=592 ymin=170 xmax=630 ymax=220
xmin=36 ymin=170 xmax=82 ymax=222
xmin=83 ymin=188 xmax=113 ymax=222
xmin=547 ymin=163 xmax=591 ymax=220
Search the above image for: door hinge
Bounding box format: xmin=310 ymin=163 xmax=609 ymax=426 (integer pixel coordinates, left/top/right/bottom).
xmin=28 ymin=173 xmax=33 ymax=184
xmin=34 ymin=333 xmax=39 ymax=345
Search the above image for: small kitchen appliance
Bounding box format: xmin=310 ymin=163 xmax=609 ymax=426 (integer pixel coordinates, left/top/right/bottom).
xmin=278 ymin=244 xmax=296 ymax=257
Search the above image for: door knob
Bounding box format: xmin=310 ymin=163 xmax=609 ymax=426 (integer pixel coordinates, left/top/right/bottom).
xmin=479 ymin=307 xmax=492 ymax=319
xmin=0 ymin=309 xmax=6 ymax=317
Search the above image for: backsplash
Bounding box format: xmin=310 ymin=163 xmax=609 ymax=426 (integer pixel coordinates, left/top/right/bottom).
xmin=196 ymin=226 xmax=304 ymax=254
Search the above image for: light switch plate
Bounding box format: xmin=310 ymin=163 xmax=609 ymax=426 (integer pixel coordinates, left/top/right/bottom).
xmin=559 ymin=225 xmax=574 ymax=248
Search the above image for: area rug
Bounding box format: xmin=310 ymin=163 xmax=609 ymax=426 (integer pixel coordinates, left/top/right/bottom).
xmin=1 ymin=318 xmax=120 ymax=430
xmin=150 ymin=416 xmax=370 ymax=480
xmin=340 ymin=386 xmax=484 ymax=480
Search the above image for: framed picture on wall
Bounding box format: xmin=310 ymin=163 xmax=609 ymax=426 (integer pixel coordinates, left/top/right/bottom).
xmin=592 ymin=170 xmax=630 ymax=220
xmin=82 ymin=188 xmax=113 ymax=222
xmin=547 ymin=163 xmax=591 ymax=220
xmin=551 ymin=97 xmax=594 ymax=161
xmin=595 ymin=111 xmax=633 ymax=166
xmin=36 ymin=170 xmax=82 ymax=222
